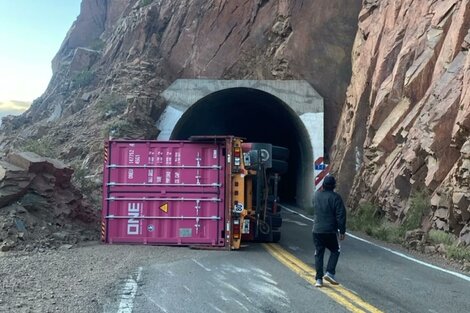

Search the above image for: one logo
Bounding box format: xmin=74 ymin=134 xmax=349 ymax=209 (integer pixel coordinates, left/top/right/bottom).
xmin=147 ymin=225 xmax=155 ymax=232
xmin=127 ymin=203 xmax=142 ymax=235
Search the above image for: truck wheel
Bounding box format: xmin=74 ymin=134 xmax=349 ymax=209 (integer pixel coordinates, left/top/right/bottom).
xmin=272 ymin=145 xmax=289 ymax=160
xmin=270 ymin=160 xmax=288 ymax=174
xmin=269 ymin=213 xmax=282 ymax=228
xmin=259 ymin=220 xmax=271 ymax=235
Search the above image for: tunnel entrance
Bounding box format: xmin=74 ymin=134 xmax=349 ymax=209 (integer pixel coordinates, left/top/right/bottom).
xmin=170 ymin=87 xmax=313 ymax=206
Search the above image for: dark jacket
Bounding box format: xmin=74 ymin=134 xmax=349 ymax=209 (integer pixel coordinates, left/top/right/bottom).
xmin=312 ymin=189 xmax=346 ymax=234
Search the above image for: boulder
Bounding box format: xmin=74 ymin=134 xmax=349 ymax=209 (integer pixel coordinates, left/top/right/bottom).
xmin=0 ymin=152 xmax=99 ymax=251
xmin=0 ymin=161 xmax=33 ymax=207
xmin=424 ymin=245 xmax=436 ymax=254
xmin=70 ymin=47 xmax=100 ymax=72
xmin=436 ymin=243 xmax=447 ymax=255
xmin=463 ymin=262 xmax=470 ymax=272
xmin=6 ymin=152 xmax=73 ymax=187
xmin=405 ymin=229 xmax=425 ymax=242
xmin=459 ymin=225 xmax=470 ymax=246
xmin=434 ymin=207 xmax=449 ymax=220
xmin=0 ymin=240 xmax=15 ymax=252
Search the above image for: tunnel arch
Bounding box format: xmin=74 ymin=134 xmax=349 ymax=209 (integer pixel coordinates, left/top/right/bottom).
xmin=156 ymin=79 xmax=327 ymax=208
xmin=169 ymin=87 xmax=314 ymax=207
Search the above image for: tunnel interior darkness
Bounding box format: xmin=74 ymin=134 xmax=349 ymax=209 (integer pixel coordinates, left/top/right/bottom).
xmin=170 ymin=87 xmax=313 ymax=206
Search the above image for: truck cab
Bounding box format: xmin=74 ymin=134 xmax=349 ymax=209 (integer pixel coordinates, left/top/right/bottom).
xmin=229 ymin=140 xmax=288 ymax=249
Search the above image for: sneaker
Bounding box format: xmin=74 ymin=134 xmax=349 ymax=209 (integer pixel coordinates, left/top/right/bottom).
xmin=323 ymin=272 xmax=339 ymax=285
xmin=315 ymin=279 xmax=323 ymax=287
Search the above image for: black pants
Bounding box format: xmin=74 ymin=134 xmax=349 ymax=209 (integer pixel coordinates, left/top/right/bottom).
xmin=313 ymin=232 xmax=340 ymax=280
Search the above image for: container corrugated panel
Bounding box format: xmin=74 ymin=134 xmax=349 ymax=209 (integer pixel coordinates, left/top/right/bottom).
xmin=103 ymin=140 xmax=227 ymax=247
xmin=106 ymin=141 xmax=223 ymax=194
xmin=105 ymin=193 xmax=225 ymax=245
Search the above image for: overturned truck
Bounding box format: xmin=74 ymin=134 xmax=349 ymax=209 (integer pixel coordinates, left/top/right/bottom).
xmin=101 ymin=136 xmax=288 ymax=250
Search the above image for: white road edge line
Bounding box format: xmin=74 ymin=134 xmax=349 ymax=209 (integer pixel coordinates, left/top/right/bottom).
xmin=117 ymin=266 xmax=143 ymax=313
xmin=279 ymin=204 xmax=470 ymax=282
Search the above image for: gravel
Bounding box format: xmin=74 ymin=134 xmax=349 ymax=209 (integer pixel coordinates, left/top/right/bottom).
xmin=0 ymin=242 xmax=208 ymax=313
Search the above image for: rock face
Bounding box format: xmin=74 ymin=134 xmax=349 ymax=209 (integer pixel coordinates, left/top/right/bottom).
xmin=332 ymin=0 xmax=470 ymax=244
xmin=7 ymin=1 xmax=468 ymax=244
xmin=0 ymin=152 xmax=98 ymax=251
xmin=0 ymin=0 xmax=361 ymax=168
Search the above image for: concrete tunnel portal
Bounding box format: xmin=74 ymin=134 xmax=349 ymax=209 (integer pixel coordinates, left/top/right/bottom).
xmin=158 ymin=80 xmax=325 ymax=208
xmin=171 ymin=87 xmax=310 ymax=204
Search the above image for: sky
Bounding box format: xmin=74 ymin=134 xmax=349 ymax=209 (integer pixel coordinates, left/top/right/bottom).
xmin=0 ymin=1 xmax=82 ymax=106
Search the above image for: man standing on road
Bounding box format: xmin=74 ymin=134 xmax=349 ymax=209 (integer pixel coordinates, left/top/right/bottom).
xmin=312 ymin=175 xmax=346 ymax=287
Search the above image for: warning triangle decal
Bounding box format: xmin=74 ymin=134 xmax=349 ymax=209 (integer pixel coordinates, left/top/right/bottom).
xmin=160 ymin=203 xmax=168 ymax=213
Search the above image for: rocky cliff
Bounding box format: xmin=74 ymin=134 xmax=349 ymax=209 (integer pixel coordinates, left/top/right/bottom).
xmin=332 ymin=0 xmax=470 ymax=245
xmin=4 ymin=0 xmax=469 ymax=245
xmin=0 ymin=0 xmax=360 ymax=167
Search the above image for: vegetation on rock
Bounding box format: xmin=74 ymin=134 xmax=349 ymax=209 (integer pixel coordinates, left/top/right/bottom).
xmin=348 ymin=194 xmax=469 ymax=262
xmin=95 ymin=94 xmax=127 ymax=119
xmin=72 ymin=70 xmax=95 ymax=87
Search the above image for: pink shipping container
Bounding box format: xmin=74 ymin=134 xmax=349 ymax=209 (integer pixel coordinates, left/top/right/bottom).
xmin=102 ymin=140 xmax=229 ymax=247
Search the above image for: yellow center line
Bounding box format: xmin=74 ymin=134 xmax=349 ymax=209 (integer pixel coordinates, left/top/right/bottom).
xmin=263 ymin=243 xmax=384 ymax=313
xmin=263 ymin=243 xmax=365 ymax=312
xmin=266 ymin=243 xmax=383 ymax=313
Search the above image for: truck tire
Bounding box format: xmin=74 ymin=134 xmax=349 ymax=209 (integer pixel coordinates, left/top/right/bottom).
xmin=270 ymin=160 xmax=288 ymax=174
xmin=269 ymin=213 xmax=282 ymax=228
xmin=272 ymin=145 xmax=289 ymax=161
xmin=272 ymin=230 xmax=281 ymax=243
xmin=258 ymin=220 xmax=271 ymax=235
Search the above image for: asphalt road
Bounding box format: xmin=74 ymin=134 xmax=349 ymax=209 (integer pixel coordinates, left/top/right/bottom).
xmin=131 ymin=245 xmax=350 ymax=313
xmin=279 ymin=207 xmax=470 ymax=313
xmin=105 ymin=207 xmax=470 ymax=313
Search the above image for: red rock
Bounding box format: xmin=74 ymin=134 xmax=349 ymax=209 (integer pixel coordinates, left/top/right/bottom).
xmin=332 ymin=0 xmax=470 ymax=245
